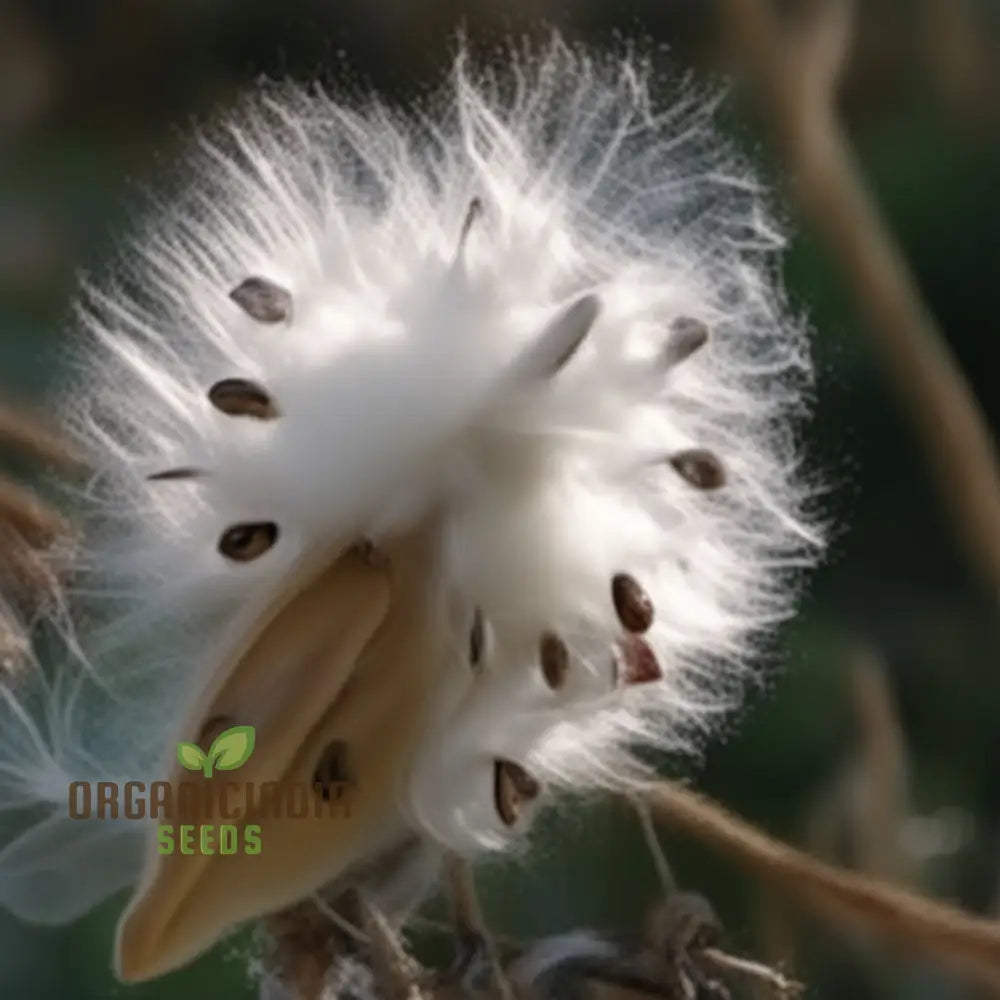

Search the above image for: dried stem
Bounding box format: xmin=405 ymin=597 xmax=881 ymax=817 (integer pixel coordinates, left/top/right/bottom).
xmin=699 ymin=948 xmax=803 ymax=998
xmin=0 ymin=402 xmax=81 ymax=470
xmin=632 ymin=796 xmax=677 ymax=896
xmin=0 ymin=477 xmax=69 ymax=550
xmin=444 ymin=853 xmax=517 ymax=1000
xmin=357 ymin=894 xmax=428 ymax=1000
xmin=642 ymin=780 xmax=1000 ymax=989
xmin=0 ymin=400 xmax=78 ymax=615
xmin=263 ymin=901 xmax=345 ymax=1000
xmin=721 ymin=0 xmax=1000 ymax=597
xmin=848 ymin=647 xmax=910 ymax=882
xmin=921 ymin=0 xmax=997 ymax=125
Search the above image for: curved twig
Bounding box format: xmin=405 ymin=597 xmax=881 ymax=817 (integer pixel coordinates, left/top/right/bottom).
xmin=721 ymin=0 xmax=1000 ymax=598
xmin=643 ymin=780 xmax=1000 ymax=989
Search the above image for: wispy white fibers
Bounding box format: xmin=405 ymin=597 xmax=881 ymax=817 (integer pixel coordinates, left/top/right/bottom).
xmin=0 ymin=36 xmax=821 ymax=944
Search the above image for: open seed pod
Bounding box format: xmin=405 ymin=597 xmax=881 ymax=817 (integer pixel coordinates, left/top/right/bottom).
xmin=0 ymin=40 xmax=819 ymax=985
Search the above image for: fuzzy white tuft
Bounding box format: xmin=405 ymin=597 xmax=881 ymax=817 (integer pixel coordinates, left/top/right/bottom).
xmin=0 ymin=38 xmax=820 ymax=931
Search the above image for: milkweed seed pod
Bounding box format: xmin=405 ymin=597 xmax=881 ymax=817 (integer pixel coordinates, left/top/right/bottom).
xmin=0 ymin=38 xmax=821 ymax=983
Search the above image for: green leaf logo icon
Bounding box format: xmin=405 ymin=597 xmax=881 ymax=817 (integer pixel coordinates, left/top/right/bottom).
xmin=177 ymin=742 xmax=207 ymax=772
xmin=176 ymin=725 xmax=255 ymax=778
xmin=208 ymin=725 xmax=255 ymax=774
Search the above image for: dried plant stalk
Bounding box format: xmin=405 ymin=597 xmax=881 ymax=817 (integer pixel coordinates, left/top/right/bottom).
xmin=643 ymin=780 xmax=1000 ymax=989
xmin=444 ymin=854 xmax=516 ymax=1000
xmin=721 ymin=0 xmax=1000 ymax=596
xmin=0 ymin=401 xmax=81 ymax=470
xmin=699 ymin=948 xmax=803 ymax=998
xmin=848 ymin=648 xmax=910 ymax=882
xmin=0 ymin=477 xmax=69 ymax=550
xmin=0 ymin=400 xmax=78 ymax=646
xmin=263 ymin=901 xmax=344 ymax=1000
xmin=357 ymin=895 xmax=428 ymax=1000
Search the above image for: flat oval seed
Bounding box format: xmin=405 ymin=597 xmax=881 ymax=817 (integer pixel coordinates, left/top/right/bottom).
xmin=664 ymin=317 xmax=709 ymax=368
xmin=494 ymin=760 xmax=540 ymax=827
xmin=208 ymin=378 xmax=278 ymax=420
xmin=669 ymin=449 xmax=726 ymax=490
xmin=539 ymin=631 xmax=569 ymax=690
xmin=218 ymin=522 xmax=278 ymax=562
xmin=614 ymin=635 xmax=663 ymax=686
xmin=230 ymin=276 xmax=293 ymax=324
xmin=611 ymin=573 xmax=654 ymax=633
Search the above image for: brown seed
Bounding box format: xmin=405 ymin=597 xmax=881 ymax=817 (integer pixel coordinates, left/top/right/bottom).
xmin=229 ymin=276 xmax=293 ymax=324
xmin=539 ymin=631 xmax=569 ymax=689
xmin=147 ymin=466 xmax=206 ymax=482
xmin=469 ymin=606 xmax=486 ymax=667
xmin=669 ymin=449 xmax=726 ymax=490
xmin=197 ymin=714 xmax=235 ymax=754
xmin=611 ymin=573 xmax=654 ymax=633
xmin=218 ymin=522 xmax=278 ymax=562
xmin=208 ymin=378 xmax=278 ymax=420
xmin=494 ymin=760 xmax=540 ymax=827
xmin=614 ymin=635 xmax=663 ymax=686
xmin=313 ymin=740 xmax=351 ymax=802
xmin=664 ymin=317 xmax=709 ymax=368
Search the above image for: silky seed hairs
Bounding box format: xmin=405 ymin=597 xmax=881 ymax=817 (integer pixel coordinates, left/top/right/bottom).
xmin=0 ymin=37 xmax=821 ymax=983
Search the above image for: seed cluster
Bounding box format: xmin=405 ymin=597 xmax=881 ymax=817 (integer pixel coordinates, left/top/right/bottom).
xmin=166 ymin=270 xmax=726 ymax=833
xmin=453 ymin=307 xmax=721 ymax=829
xmin=0 ymin=48 xmax=819 ymax=982
xmin=148 ymin=277 xmax=293 ymax=559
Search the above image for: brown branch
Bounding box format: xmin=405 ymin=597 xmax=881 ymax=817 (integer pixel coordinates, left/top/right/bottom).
xmin=357 ymin=894 xmax=428 ymax=1000
xmin=0 ymin=402 xmax=81 ymax=470
xmin=0 ymin=401 xmax=79 ymax=624
xmin=262 ymin=894 xmax=432 ymax=1000
xmin=721 ymin=0 xmax=1000 ymax=597
xmin=921 ymin=0 xmax=997 ymax=126
xmin=699 ymin=948 xmax=803 ymax=998
xmin=848 ymin=647 xmax=910 ymax=882
xmin=0 ymin=478 xmax=69 ymax=550
xmin=263 ymin=901 xmax=345 ymax=1000
xmin=643 ymin=780 xmax=1000 ymax=989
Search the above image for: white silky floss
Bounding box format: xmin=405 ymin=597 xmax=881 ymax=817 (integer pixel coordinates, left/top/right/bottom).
xmin=0 ymin=37 xmax=821 ymax=982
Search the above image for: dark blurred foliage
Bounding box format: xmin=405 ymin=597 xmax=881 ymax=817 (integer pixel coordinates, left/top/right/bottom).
xmin=0 ymin=1 xmax=998 ymax=997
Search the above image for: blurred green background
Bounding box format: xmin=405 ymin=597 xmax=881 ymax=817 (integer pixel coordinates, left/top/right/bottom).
xmin=0 ymin=0 xmax=998 ymax=997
